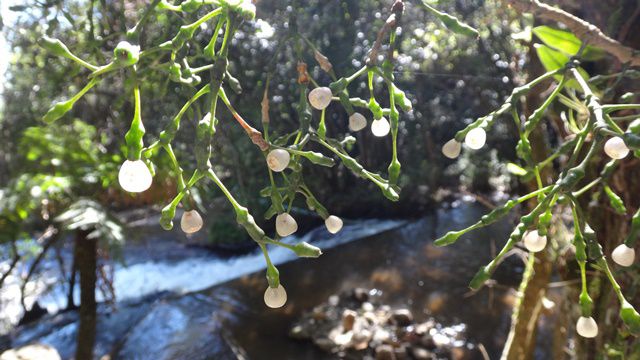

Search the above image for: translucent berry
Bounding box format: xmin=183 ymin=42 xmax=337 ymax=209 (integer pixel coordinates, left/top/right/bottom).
xmin=325 ymin=215 xmax=343 ymax=234
xmin=612 ymin=244 xmax=635 ymax=267
xmin=181 ymin=210 xmax=203 ymax=234
xmin=523 ymin=230 xmax=547 ymax=253
xmin=371 ymin=117 xmax=390 ymax=137
xmin=118 ymin=159 xmax=152 ymax=193
xmin=275 ymin=213 xmax=298 ymax=237
xmin=465 ymin=128 xmax=486 ymax=150
xmin=308 ymin=87 xmax=333 ymax=110
xmin=349 ymin=112 xmax=367 ymax=132
xmin=264 ymin=284 xmax=287 ymax=308
xmin=576 ymin=316 xmax=598 ymax=338
xmin=442 ymin=139 xmax=461 ymax=159
xmin=113 ymin=41 xmax=140 ymax=66
xmin=266 ymin=149 xmax=290 ymax=172
xmin=604 ymin=137 xmax=629 ymax=159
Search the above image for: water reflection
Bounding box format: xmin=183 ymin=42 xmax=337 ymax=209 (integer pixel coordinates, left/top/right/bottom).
xmin=4 ymin=202 xmax=526 ymax=359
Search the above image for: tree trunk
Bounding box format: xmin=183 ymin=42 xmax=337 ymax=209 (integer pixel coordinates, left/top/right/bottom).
xmin=501 ymin=252 xmax=552 ymax=360
xmin=75 ymin=229 xmax=97 ymax=360
xmin=66 ymin=241 xmax=79 ymax=310
xmin=500 ymin=32 xmax=555 ymax=359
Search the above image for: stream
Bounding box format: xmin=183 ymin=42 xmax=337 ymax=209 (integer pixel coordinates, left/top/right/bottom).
xmin=1 ymin=200 xmax=528 ymax=359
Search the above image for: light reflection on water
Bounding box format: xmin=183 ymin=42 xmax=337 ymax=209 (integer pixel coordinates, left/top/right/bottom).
xmin=5 ymin=202 xmax=528 ymax=359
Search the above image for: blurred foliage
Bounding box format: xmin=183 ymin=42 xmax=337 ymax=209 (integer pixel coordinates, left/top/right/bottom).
xmin=1 ymin=0 xmax=524 ymax=227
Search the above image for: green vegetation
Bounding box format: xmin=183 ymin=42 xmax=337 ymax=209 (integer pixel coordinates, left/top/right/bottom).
xmin=1 ymin=0 xmax=639 ymax=359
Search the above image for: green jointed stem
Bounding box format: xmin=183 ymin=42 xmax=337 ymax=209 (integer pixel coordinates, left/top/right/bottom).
xmin=524 ymin=76 xmax=566 ymax=135
xmin=124 ymin=78 xmax=145 ymax=160
xmin=40 ymin=36 xmax=99 ymax=71
xmin=602 ymin=103 xmax=640 ymax=113
xmin=385 ymin=71 xmax=401 ymax=185
xmin=624 ymin=208 xmax=640 ymax=247
xmin=454 ymin=69 xmax=562 ymax=141
xmin=434 ymin=186 xmax=552 ymax=246
xmin=42 ymin=78 xmax=100 ymax=123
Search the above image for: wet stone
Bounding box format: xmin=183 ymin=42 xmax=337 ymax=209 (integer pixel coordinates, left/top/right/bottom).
xmin=342 ymin=309 xmax=357 ymax=331
xmin=289 ymin=288 xmax=471 ymax=359
xmin=390 ymin=309 xmax=414 ymax=326
xmin=375 ymin=344 xmax=396 ymax=360
xmin=353 ymin=288 xmax=370 ymax=302
xmin=411 ymin=347 xmax=433 ymax=360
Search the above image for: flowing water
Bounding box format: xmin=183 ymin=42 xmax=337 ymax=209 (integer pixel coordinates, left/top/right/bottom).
xmin=1 ymin=201 xmax=526 ymax=359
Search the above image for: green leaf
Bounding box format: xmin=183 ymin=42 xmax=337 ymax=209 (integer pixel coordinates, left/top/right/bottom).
xmin=506 ymin=163 xmax=528 ymax=176
xmin=533 ymin=26 xmax=605 ymax=61
xmin=534 ymin=44 xmax=589 ymax=89
xmin=533 ymin=26 xmax=581 ymax=55
xmin=420 ymin=1 xmax=479 ymax=37
xmin=535 ymin=43 xmax=568 ymax=71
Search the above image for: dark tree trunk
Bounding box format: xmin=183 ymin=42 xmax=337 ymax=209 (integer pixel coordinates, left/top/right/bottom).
xmin=66 ymin=240 xmax=79 ymax=310
xmin=500 ymin=28 xmax=554 ymax=359
xmin=74 ymin=229 xmax=97 ymax=360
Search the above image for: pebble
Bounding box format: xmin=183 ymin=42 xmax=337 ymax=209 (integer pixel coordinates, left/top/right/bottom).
xmin=391 ymin=309 xmax=414 ymax=326
xmin=375 ymin=344 xmax=396 ymax=360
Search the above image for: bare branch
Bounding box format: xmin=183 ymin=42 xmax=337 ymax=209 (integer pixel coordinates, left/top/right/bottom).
xmin=507 ymin=0 xmax=640 ymax=66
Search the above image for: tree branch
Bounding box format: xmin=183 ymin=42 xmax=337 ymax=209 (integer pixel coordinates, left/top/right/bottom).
xmin=507 ymin=0 xmax=640 ymax=66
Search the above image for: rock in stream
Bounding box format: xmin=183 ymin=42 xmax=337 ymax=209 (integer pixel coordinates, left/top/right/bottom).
xmin=289 ymin=288 xmax=474 ymax=360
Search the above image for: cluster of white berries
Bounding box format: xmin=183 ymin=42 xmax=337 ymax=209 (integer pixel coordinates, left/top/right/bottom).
xmin=118 ymin=159 xmax=153 ymax=193
xmin=440 ymin=128 xmax=486 ymax=159
xmin=274 ymin=212 xmax=343 ymax=237
xmin=604 ymin=136 xmax=630 ymax=160
xmin=612 ymin=243 xmax=635 ymax=267
xmin=523 ymin=230 xmax=547 ymax=253
xmin=308 ymin=87 xmax=333 ymax=110
xmin=266 ymin=149 xmax=290 ymax=172
xmin=181 ymin=210 xmax=203 ymax=234
xmin=264 ymin=284 xmax=287 ymax=308
xmin=576 ymin=316 xmax=598 ymax=338
xmin=371 ymin=117 xmax=391 ymax=137
xmin=308 ymin=86 xmax=391 ymax=137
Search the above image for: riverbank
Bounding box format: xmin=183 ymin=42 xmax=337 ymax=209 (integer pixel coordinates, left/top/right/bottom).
xmin=1 ymin=201 xmax=526 ymax=359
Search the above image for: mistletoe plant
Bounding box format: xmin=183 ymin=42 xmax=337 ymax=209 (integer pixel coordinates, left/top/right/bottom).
xmin=39 ymin=0 xmax=481 ymax=308
xmin=436 ymin=27 xmax=640 ymax=338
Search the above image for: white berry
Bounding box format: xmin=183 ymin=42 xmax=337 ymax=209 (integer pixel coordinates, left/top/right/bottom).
xmin=325 ymin=215 xmax=343 ymax=234
xmin=442 ymin=139 xmax=461 ymax=159
xmin=604 ymin=137 xmax=629 ymax=159
xmin=118 ymin=159 xmax=152 ymax=193
xmin=349 ymin=112 xmax=367 ymax=132
xmin=612 ymin=244 xmax=635 ymax=267
xmin=465 ymin=128 xmax=486 ymax=150
xmin=275 ymin=213 xmax=298 ymax=237
xmin=371 ymin=117 xmax=390 ymax=137
xmin=181 ymin=210 xmax=203 ymax=234
xmin=264 ymin=284 xmax=287 ymax=308
xmin=266 ymin=149 xmax=290 ymax=172
xmin=523 ymin=230 xmax=547 ymax=253
xmin=308 ymin=87 xmax=333 ymax=110
xmin=576 ymin=316 xmax=598 ymax=338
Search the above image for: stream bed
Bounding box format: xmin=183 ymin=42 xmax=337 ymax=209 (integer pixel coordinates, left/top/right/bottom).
xmin=1 ymin=201 xmax=526 ymax=359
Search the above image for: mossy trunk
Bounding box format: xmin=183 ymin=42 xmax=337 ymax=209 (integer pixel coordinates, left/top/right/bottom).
xmin=74 ymin=229 xmax=97 ymax=360
xmin=500 ymin=29 xmax=555 ymax=358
